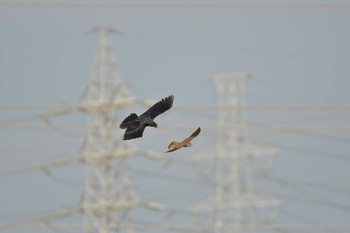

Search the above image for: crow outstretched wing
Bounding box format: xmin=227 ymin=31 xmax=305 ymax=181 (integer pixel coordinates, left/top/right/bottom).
xmin=140 ymin=95 xmax=174 ymax=120
xmin=123 ymin=123 xmax=145 ymax=140
xmin=120 ymin=113 xmax=139 ymax=129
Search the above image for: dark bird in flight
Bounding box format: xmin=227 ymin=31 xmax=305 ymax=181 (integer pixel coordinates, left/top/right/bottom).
xmin=166 ymin=127 xmax=201 ymax=153
xmin=120 ymin=95 xmax=174 ymax=140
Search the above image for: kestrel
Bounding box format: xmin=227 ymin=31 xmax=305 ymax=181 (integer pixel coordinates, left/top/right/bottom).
xmin=120 ymin=95 xmax=174 ymax=140
xmin=166 ymin=127 xmax=201 ymax=153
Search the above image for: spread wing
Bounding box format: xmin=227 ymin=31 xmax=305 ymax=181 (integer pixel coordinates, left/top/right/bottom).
xmin=182 ymin=127 xmax=201 ymax=144
xmin=166 ymin=141 xmax=182 ymax=153
xmin=120 ymin=113 xmax=139 ymax=129
xmin=122 ymin=124 xmax=145 ymax=140
xmin=140 ymin=95 xmax=174 ymax=120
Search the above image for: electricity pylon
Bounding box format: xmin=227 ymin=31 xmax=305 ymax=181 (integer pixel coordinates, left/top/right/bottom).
xmin=78 ymin=27 xmax=139 ymax=233
xmin=190 ymin=72 xmax=282 ymax=233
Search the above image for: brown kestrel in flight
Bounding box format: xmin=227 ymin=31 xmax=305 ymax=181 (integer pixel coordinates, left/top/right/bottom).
xmin=166 ymin=127 xmax=201 ymax=153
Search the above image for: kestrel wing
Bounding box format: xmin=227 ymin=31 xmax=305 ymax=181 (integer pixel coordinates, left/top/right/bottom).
xmin=189 ymin=127 xmax=201 ymax=138
xmin=183 ymin=127 xmax=201 ymax=143
xmin=140 ymin=95 xmax=174 ymax=120
xmin=166 ymin=141 xmax=181 ymax=153
xmin=168 ymin=141 xmax=180 ymax=150
xmin=166 ymin=148 xmax=181 ymax=153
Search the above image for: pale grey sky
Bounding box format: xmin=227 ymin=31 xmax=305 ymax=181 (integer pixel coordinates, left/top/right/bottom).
xmin=1 ymin=1 xmax=350 ymax=233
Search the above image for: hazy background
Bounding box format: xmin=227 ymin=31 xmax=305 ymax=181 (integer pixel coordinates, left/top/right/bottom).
xmin=1 ymin=1 xmax=350 ymax=232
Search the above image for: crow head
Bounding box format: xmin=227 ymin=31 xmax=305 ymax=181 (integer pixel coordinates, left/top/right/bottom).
xmin=143 ymin=118 xmax=158 ymax=128
xmin=150 ymin=122 xmax=158 ymax=128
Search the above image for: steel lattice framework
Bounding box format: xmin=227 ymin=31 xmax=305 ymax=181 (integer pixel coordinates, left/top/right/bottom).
xmin=79 ymin=27 xmax=139 ymax=233
xmin=190 ymin=72 xmax=282 ymax=233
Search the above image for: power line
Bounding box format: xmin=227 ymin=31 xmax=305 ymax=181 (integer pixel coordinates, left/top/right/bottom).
xmin=259 ymin=174 xmax=350 ymax=195
xmin=0 ymin=158 xmax=78 ymax=178
xmin=3 ymin=122 xmax=350 ymax=132
xmin=272 ymin=128 xmax=350 ymax=144
xmin=265 ymin=190 xmax=350 ymax=213
xmin=3 ymin=104 xmax=350 ymax=111
xmin=262 ymin=181 xmax=350 ymax=213
xmin=0 ymin=104 xmax=72 ymax=110
xmin=1 ymin=222 xmax=350 ymax=231
xmin=1 ymin=2 xmax=350 ymax=9
xmin=248 ymin=137 xmax=350 ymax=161
xmin=281 ymin=208 xmax=317 ymax=224
xmin=175 ymin=105 xmax=350 ymax=111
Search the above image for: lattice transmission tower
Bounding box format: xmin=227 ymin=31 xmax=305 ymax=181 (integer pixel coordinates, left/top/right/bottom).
xmin=190 ymin=72 xmax=282 ymax=233
xmin=78 ymin=27 xmax=139 ymax=233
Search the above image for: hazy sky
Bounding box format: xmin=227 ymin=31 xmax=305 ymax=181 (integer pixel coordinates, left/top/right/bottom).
xmin=1 ymin=1 xmax=350 ymax=233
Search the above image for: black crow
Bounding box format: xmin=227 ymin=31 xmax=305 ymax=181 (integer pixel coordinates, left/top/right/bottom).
xmin=120 ymin=95 xmax=174 ymax=140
